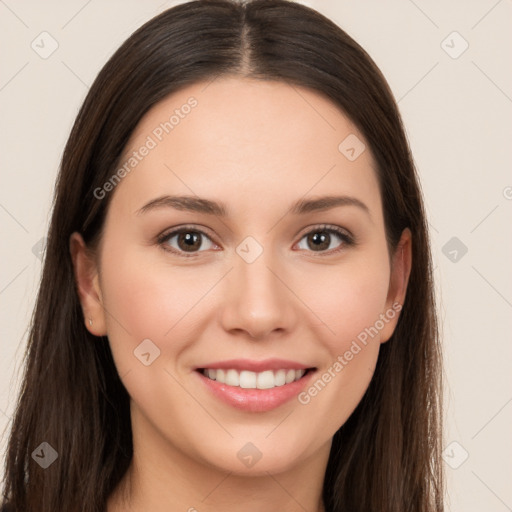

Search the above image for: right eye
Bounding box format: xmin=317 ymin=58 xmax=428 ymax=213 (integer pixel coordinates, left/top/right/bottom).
xmin=158 ymin=226 xmax=219 ymax=257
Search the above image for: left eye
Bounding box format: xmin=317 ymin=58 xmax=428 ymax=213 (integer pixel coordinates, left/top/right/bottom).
xmin=296 ymin=227 xmax=352 ymax=253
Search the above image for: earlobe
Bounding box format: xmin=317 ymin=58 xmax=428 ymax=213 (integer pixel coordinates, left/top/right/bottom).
xmin=380 ymin=228 xmax=412 ymax=343
xmin=69 ymin=232 xmax=107 ymax=336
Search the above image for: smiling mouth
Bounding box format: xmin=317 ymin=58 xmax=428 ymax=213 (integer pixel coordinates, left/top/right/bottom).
xmin=197 ymin=368 xmax=315 ymax=389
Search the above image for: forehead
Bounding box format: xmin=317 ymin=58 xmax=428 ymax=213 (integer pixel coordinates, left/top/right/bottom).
xmin=110 ymin=77 xmax=382 ymax=220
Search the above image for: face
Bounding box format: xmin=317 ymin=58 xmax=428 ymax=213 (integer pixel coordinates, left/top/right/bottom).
xmin=72 ymin=77 xmax=411 ymax=476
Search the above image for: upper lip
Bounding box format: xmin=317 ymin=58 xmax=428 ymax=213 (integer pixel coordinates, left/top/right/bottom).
xmin=196 ymin=358 xmax=315 ymax=372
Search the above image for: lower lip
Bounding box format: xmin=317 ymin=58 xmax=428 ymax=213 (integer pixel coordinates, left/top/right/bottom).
xmin=195 ymin=370 xmax=316 ymax=412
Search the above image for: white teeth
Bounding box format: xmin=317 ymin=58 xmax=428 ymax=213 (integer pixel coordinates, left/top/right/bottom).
xmin=239 ymin=370 xmax=257 ymax=388
xmin=274 ymin=369 xmax=286 ymax=386
xmin=202 ymin=368 xmax=307 ymax=389
xmin=256 ymin=370 xmax=274 ymax=389
xmin=285 ymin=369 xmax=296 ymax=384
xmin=225 ymin=369 xmax=240 ymax=386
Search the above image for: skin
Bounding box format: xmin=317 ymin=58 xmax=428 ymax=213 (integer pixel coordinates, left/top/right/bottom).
xmin=70 ymin=77 xmax=412 ymax=512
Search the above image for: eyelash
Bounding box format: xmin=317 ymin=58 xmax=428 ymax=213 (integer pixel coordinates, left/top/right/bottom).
xmin=157 ymin=224 xmax=355 ymax=258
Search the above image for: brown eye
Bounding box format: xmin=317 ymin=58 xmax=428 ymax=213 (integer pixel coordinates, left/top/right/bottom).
xmin=160 ymin=228 xmax=216 ymax=256
xmin=177 ymin=232 xmax=202 ymax=251
xmin=305 ymin=231 xmax=331 ymax=251
xmin=296 ymin=226 xmax=353 ymax=254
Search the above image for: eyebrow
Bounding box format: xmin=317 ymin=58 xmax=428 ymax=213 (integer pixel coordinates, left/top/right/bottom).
xmin=136 ymin=194 xmax=371 ymax=218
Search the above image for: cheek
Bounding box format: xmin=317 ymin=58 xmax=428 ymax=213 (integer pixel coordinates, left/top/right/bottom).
xmin=98 ymin=248 xmax=210 ymax=429
xmin=294 ymin=250 xmax=390 ymax=424
xmin=98 ymin=243 xmax=213 ymax=373
xmin=302 ymin=252 xmax=391 ymax=353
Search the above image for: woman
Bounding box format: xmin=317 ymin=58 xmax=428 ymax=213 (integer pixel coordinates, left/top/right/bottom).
xmin=1 ymin=1 xmax=443 ymax=511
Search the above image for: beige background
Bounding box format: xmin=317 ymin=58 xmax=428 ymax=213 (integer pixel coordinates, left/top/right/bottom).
xmin=1 ymin=0 xmax=511 ymax=510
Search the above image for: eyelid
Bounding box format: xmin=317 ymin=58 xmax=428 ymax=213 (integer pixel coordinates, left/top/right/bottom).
xmin=295 ymin=223 xmax=353 ymax=240
xmin=157 ymin=224 xmax=216 ymax=242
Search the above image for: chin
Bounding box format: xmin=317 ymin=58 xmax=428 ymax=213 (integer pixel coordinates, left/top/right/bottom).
xmin=194 ymin=435 xmax=316 ymax=476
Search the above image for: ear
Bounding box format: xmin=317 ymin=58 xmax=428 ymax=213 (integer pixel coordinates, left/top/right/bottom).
xmin=380 ymin=228 xmax=412 ymax=343
xmin=69 ymin=232 xmax=107 ymax=336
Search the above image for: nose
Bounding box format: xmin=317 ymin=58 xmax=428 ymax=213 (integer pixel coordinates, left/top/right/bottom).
xmin=219 ymin=252 xmax=297 ymax=340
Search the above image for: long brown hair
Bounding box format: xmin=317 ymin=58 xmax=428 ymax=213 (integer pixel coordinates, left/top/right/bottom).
xmin=1 ymin=1 xmax=443 ymax=510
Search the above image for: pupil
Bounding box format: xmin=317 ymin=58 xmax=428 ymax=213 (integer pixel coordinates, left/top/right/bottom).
xmin=310 ymin=232 xmax=329 ymax=251
xmin=179 ymin=232 xmax=200 ymax=251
